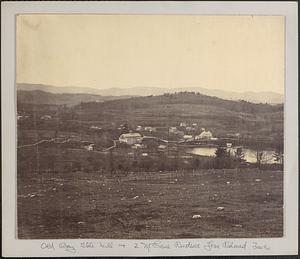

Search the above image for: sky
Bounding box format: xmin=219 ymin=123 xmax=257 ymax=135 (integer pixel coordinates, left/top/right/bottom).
xmin=17 ymin=15 xmax=284 ymax=94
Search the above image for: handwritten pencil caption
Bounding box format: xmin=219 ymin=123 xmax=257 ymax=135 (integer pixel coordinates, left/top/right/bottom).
xmin=40 ymin=240 xmax=271 ymax=254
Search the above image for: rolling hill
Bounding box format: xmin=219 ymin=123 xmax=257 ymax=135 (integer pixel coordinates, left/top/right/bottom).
xmin=17 ymin=90 xmax=132 ymax=106
xmin=74 ymin=92 xmax=283 ymax=140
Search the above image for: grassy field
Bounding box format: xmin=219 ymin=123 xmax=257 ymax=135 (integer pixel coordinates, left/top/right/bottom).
xmin=17 ymin=168 xmax=283 ymax=239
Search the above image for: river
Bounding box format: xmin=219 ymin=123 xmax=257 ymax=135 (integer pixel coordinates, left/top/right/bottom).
xmin=186 ymin=147 xmax=279 ymax=164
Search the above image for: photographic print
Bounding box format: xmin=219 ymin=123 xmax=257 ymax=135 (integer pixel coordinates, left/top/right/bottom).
xmin=16 ymin=14 xmax=285 ymax=240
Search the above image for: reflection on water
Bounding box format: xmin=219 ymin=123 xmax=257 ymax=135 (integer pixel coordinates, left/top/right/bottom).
xmin=186 ymin=147 xmax=279 ymax=164
xmin=187 ymin=147 xmax=217 ymax=157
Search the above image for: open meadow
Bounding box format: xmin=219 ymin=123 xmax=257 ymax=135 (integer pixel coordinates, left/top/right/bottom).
xmin=17 ymin=168 xmax=283 ymax=239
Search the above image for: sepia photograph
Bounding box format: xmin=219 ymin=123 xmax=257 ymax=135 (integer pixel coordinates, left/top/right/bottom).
xmin=15 ymin=14 xmax=286 ymax=240
xmin=2 ymin=1 xmax=298 ymax=257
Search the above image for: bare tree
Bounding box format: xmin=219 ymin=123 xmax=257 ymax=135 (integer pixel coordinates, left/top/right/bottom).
xmin=256 ymin=150 xmax=264 ymax=169
xmin=235 ymin=147 xmax=245 ymax=169
xmin=273 ymin=144 xmax=284 ymax=168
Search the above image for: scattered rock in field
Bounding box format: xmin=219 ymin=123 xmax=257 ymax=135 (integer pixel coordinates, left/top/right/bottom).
xmin=77 ymin=221 xmax=85 ymax=224
xmin=102 ymin=184 xmax=105 ymax=186
xmin=174 ymin=179 xmax=178 ymax=182
xmin=201 ymin=184 xmax=205 ymax=186
xmin=266 ymin=193 xmax=270 ymax=196
xmin=217 ymin=207 xmax=225 ymax=211
xmin=59 ymin=183 xmax=64 ymax=186
xmin=167 ymin=220 xmax=171 ymax=223
xmin=255 ymin=179 xmax=261 ymax=182
xmin=52 ymin=187 xmax=56 ymax=191
xmin=130 ymin=188 xmax=134 ymax=191
xmin=217 ymin=175 xmax=221 ymax=178
xmin=121 ymin=197 xmax=126 ymax=201
xmin=67 ymin=206 xmax=71 ymax=209
xmin=108 ymin=187 xmax=111 ymax=190
xmin=67 ymin=196 xmax=71 ymax=199
xmin=132 ymin=196 xmax=139 ymax=199
xmin=214 ymin=194 xmax=218 ymax=197
xmin=233 ymin=224 xmax=243 ymax=228
xmin=29 ymin=194 xmax=36 ymax=198
xmin=192 ymin=214 xmax=201 ymax=219
xmin=226 ymin=181 xmax=230 ymax=184
xmin=182 ymin=187 xmax=186 ymax=190
xmin=148 ymin=200 xmax=152 ymax=203
xmin=169 ymin=181 xmax=175 ymax=184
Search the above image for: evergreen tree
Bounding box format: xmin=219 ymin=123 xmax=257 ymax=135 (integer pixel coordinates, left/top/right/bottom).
xmin=215 ymin=147 xmax=229 ymax=158
xmin=273 ymin=144 xmax=284 ymax=165
xmin=214 ymin=147 xmax=230 ymax=168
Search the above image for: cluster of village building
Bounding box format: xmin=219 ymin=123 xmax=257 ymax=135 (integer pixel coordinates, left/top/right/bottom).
xmin=118 ymin=122 xmax=216 ymax=146
xmin=17 ymin=113 xmax=52 ymax=121
xmin=18 ymin=113 xmax=241 ymax=155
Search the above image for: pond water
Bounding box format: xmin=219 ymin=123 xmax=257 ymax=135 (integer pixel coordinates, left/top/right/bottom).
xmin=186 ymin=147 xmax=279 ymax=164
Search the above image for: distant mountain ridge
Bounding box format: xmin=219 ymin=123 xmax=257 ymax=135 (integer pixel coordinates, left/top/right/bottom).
xmin=17 ymin=90 xmax=132 ymax=106
xmin=17 ymin=83 xmax=284 ymax=104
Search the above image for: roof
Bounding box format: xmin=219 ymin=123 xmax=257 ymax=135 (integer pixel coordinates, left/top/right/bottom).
xmin=120 ymin=133 xmax=141 ymax=138
xmin=158 ymin=145 xmax=167 ymax=149
xmin=200 ymin=130 xmax=212 ymax=136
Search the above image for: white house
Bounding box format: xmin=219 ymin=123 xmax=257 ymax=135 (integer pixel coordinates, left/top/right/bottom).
xmin=195 ymin=130 xmax=213 ymax=140
xmin=144 ymin=126 xmax=156 ymax=132
xmin=90 ymin=125 xmax=102 ymax=130
xmin=183 ymin=135 xmax=193 ymax=140
xmin=169 ymin=127 xmax=177 ymax=133
xmin=41 ymin=115 xmax=52 ymax=120
xmin=132 ymin=143 xmax=143 ymax=149
xmin=180 ymin=122 xmax=187 ymax=127
xmin=84 ymin=144 xmax=94 ymax=151
xmin=158 ymin=144 xmax=167 ymax=150
xmin=119 ymin=133 xmax=142 ymax=145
